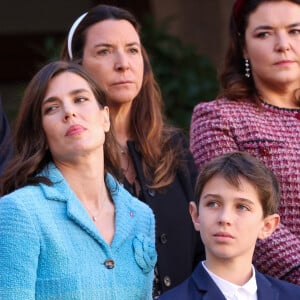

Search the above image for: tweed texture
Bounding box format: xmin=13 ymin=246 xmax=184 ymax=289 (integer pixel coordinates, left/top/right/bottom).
xmin=190 ymin=98 xmax=300 ymax=284
xmin=0 ymin=163 xmax=156 ymax=299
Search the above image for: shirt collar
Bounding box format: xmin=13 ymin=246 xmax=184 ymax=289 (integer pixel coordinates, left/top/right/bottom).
xmin=202 ymin=261 xmax=257 ymax=299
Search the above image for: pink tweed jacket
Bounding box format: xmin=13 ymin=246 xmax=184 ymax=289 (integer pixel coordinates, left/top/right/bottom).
xmin=190 ymin=98 xmax=300 ymax=285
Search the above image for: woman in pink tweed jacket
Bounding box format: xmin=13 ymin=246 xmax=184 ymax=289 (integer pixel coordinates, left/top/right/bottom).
xmin=190 ymin=0 xmax=300 ymax=285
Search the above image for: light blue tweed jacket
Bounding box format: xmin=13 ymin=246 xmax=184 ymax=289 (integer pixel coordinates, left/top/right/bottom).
xmin=0 ymin=163 xmax=157 ymax=300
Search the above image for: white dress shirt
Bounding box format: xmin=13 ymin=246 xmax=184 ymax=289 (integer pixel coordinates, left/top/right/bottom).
xmin=202 ymin=261 xmax=258 ymax=300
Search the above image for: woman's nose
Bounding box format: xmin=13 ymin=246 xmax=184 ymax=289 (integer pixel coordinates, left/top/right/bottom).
xmin=114 ymin=52 xmax=130 ymax=71
xmin=275 ymin=33 xmax=291 ymax=52
xmin=63 ymin=105 xmax=76 ymax=121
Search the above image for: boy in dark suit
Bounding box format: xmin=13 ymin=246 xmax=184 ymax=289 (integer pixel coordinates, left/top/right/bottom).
xmin=159 ymin=152 xmax=300 ymax=300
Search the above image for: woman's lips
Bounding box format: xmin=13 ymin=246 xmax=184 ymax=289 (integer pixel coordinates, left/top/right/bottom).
xmin=65 ymin=125 xmax=86 ymax=136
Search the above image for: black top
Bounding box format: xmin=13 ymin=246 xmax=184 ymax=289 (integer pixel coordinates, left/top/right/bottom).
xmin=125 ymin=133 xmax=205 ymax=297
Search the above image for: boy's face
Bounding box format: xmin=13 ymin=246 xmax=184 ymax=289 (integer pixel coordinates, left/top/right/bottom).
xmin=190 ymin=174 xmax=279 ymax=265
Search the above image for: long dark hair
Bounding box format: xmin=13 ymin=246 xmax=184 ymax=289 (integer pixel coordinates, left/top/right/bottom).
xmin=219 ymin=0 xmax=300 ymax=102
xmin=0 ymin=60 xmax=120 ymax=196
xmin=61 ymin=4 xmax=183 ymax=189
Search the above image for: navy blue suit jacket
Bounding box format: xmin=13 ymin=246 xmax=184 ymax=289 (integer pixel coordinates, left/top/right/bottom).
xmin=158 ymin=262 xmax=300 ymax=300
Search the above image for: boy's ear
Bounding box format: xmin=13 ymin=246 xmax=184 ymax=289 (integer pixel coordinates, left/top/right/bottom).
xmin=189 ymin=201 xmax=201 ymax=232
xmin=258 ymin=214 xmax=280 ymax=240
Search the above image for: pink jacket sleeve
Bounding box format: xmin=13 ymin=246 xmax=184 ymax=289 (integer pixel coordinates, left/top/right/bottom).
xmin=190 ymin=100 xmax=239 ymax=170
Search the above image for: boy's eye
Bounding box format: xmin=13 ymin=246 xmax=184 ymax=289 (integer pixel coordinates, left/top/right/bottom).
xmin=237 ymin=204 xmax=250 ymax=211
xmin=206 ymin=201 xmax=219 ymax=208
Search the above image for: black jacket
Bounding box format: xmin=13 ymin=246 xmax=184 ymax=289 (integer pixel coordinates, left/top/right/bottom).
xmin=126 ymin=134 xmax=205 ymax=294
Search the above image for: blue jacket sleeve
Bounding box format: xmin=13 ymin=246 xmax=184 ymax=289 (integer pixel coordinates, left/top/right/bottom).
xmin=0 ymin=195 xmax=39 ymax=299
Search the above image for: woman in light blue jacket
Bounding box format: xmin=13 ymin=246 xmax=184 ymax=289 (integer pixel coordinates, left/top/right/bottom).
xmin=0 ymin=61 xmax=156 ymax=300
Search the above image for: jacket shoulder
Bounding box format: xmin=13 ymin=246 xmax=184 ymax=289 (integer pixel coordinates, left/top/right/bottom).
xmin=261 ymin=274 xmax=300 ymax=298
xmin=0 ymin=184 xmax=43 ymax=204
xmin=192 ymin=98 xmax=256 ymax=115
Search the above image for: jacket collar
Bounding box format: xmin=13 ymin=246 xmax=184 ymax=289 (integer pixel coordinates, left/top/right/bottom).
xmin=192 ymin=263 xmax=279 ymax=300
xmin=192 ymin=263 xmax=227 ymax=299
xmin=38 ymin=163 xmax=138 ymax=249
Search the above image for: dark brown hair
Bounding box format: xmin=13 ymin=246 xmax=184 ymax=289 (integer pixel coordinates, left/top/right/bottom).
xmin=61 ymin=4 xmax=183 ymax=189
xmin=194 ymin=152 xmax=280 ymax=217
xmin=219 ymin=0 xmax=300 ymax=102
xmin=0 ymin=60 xmax=120 ymax=196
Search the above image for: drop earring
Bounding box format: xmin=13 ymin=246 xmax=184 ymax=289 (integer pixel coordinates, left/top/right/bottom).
xmin=245 ymin=59 xmax=251 ymax=78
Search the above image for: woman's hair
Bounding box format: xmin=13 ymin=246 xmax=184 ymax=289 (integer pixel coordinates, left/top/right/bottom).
xmin=219 ymin=0 xmax=300 ymax=102
xmin=194 ymin=152 xmax=280 ymax=217
xmin=0 ymin=60 xmax=120 ymax=196
xmin=0 ymin=97 xmax=13 ymax=174
xmin=61 ymin=4 xmax=183 ymax=189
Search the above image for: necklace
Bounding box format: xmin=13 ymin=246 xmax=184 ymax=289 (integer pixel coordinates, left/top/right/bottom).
xmin=84 ymin=192 xmax=109 ymax=222
xmin=85 ymin=206 xmax=103 ymax=222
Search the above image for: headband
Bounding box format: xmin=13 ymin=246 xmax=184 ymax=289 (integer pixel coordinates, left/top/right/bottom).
xmin=67 ymin=12 xmax=88 ymax=59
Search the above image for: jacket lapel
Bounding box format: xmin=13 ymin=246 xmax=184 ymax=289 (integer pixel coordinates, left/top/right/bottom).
xmin=192 ymin=263 xmax=227 ymax=300
xmin=40 ymin=164 xmax=138 ymax=250
xmin=106 ymin=173 xmax=138 ymax=250
xmin=256 ymin=270 xmax=279 ymax=300
xmin=39 ymin=163 xmax=109 ymax=247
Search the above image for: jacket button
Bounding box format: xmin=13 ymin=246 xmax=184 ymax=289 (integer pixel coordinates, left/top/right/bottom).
xmin=159 ymin=233 xmax=168 ymax=244
xmin=147 ymin=188 xmax=156 ymax=197
xmin=104 ymin=259 xmax=115 ymax=269
xmin=163 ymin=276 xmax=171 ymax=287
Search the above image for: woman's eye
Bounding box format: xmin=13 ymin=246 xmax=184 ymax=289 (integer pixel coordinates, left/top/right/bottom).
xmin=290 ymin=29 xmax=300 ymax=35
xmin=43 ymin=105 xmax=58 ymax=115
xmin=129 ymin=47 xmax=139 ymax=54
xmin=97 ymin=49 xmax=110 ymax=56
xmin=256 ymin=32 xmax=270 ymax=39
xmin=75 ymin=97 xmax=87 ymax=103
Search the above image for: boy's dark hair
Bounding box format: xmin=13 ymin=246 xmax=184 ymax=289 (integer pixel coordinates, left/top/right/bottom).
xmin=194 ymin=152 xmax=280 ymax=217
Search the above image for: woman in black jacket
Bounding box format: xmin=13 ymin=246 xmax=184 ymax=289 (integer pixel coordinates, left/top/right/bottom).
xmin=61 ymin=4 xmax=205 ymax=297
